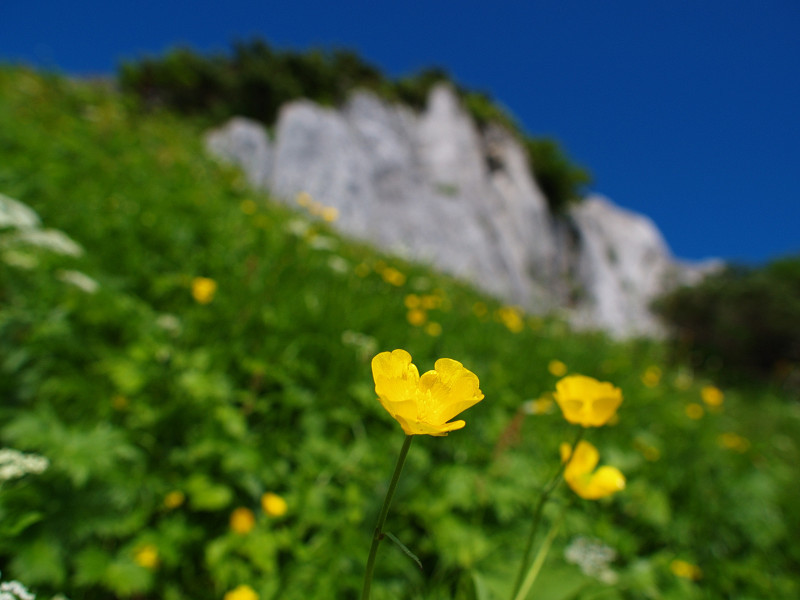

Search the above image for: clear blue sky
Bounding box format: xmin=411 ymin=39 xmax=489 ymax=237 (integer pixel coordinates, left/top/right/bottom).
xmin=3 ymin=1 xmax=798 ymax=264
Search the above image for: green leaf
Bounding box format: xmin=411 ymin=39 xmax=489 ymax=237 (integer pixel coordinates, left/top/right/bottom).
xmin=384 ymin=531 xmax=423 ymax=571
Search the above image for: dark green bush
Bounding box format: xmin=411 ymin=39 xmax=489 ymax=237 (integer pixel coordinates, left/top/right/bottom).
xmin=654 ymin=256 xmax=800 ymax=385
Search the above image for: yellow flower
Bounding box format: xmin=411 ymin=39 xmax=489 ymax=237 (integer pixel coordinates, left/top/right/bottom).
xmin=685 ymin=403 xmax=704 ymax=420
xmin=163 ymin=490 xmax=185 ymax=509
xmin=424 ymin=322 xmax=442 ymax=337
xmin=371 ymin=349 xmax=484 ymax=436
xmin=472 ymin=302 xmax=488 ymax=317
xmin=718 ymin=432 xmax=750 ymax=453
xmin=261 ymin=492 xmax=288 ymax=517
xmin=381 ymin=267 xmax=406 ymax=286
xmin=191 ymin=277 xmax=217 ymax=304
xmin=240 ymin=199 xmax=257 ymax=215
xmin=134 ymin=544 xmax=159 ymax=569
xmin=524 ymin=395 xmax=554 ymax=415
xmin=404 ymin=294 xmax=421 ymax=309
xmin=406 ymin=308 xmax=427 ymax=326
xmin=497 ymin=306 xmax=524 ymax=333
xmin=548 ymin=359 xmax=568 ymax=377
xmin=320 ymin=206 xmax=339 ymax=222
xmin=230 ymin=507 xmax=256 ymax=534
xmin=670 ymin=559 xmax=702 ymax=580
xmin=224 ymin=584 xmax=260 ymax=600
xmin=560 ymin=441 xmax=625 ymax=500
xmin=701 ymin=385 xmax=724 ymax=407
xmin=554 ymin=375 xmax=623 ymax=427
xmin=641 ymin=365 xmax=662 ymax=388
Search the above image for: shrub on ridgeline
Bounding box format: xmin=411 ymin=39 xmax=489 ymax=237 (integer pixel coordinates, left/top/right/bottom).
xmin=118 ymin=38 xmax=590 ymax=213
xmin=653 ymin=256 xmax=800 ymax=385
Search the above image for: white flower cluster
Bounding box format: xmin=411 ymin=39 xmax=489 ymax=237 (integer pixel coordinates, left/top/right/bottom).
xmin=0 ymin=578 xmax=35 ymax=600
xmin=564 ymin=536 xmax=618 ymax=584
xmin=0 ymin=449 xmax=49 ymax=483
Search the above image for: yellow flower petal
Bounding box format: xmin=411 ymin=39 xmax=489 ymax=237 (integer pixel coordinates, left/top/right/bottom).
xmin=371 ymin=350 xmax=483 ymax=436
xmin=561 ymin=440 xmax=625 ymax=500
xmin=554 ymin=375 xmax=623 ymax=427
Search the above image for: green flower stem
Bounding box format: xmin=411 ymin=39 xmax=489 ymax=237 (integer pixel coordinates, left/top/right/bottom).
xmin=510 ymin=427 xmax=584 ymax=600
xmin=513 ymin=507 xmax=567 ymax=600
xmin=361 ymin=434 xmax=414 ymax=600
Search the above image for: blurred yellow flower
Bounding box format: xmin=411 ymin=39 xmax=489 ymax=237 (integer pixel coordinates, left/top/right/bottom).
xmin=261 ymin=492 xmax=288 ymax=517
xmin=472 ymin=302 xmax=488 ymax=317
xmin=560 ymin=440 xmax=625 ymax=500
xmin=685 ymin=403 xmax=704 ymax=420
xmin=670 ymin=559 xmax=702 ymax=580
xmin=295 ymin=191 xmax=312 ymax=207
xmin=641 ymin=365 xmax=662 ymax=388
xmin=497 ymin=306 xmax=524 ymax=333
xmin=406 ymin=308 xmax=427 ymax=326
xmin=548 ymin=359 xmax=568 ymax=377
xmin=354 ymin=262 xmax=371 ymax=277
xmin=525 ymin=395 xmax=554 ymax=415
xmin=371 ymin=349 xmax=484 ymax=436
xmin=134 ymin=544 xmax=159 ymax=569
xmin=230 ymin=507 xmax=256 ymax=534
xmin=163 ymin=490 xmax=185 ymax=509
xmin=240 ymin=199 xmax=257 ymax=215
xmin=320 ymin=206 xmax=339 ymax=222
xmin=424 ymin=322 xmax=442 ymax=337
xmin=421 ymin=294 xmax=441 ymax=310
xmin=718 ymin=432 xmax=750 ymax=453
xmin=404 ymin=293 xmax=421 ymax=309
xmin=224 ymin=584 xmax=260 ymax=600
xmin=554 ymin=375 xmax=623 ymax=427
xmin=701 ymin=385 xmax=724 ymax=407
xmin=381 ymin=267 xmax=406 ymax=286
xmin=191 ymin=277 xmax=217 ymax=304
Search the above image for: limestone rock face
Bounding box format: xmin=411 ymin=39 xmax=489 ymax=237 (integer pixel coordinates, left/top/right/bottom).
xmin=204 ymin=84 xmax=717 ymax=337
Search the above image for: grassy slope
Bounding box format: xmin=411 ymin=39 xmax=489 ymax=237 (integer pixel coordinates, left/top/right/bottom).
xmin=0 ymin=66 xmax=797 ymax=600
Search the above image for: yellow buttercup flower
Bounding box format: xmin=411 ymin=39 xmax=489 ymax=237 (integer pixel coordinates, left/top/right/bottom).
xmin=670 ymin=559 xmax=702 ymax=580
xmin=224 ymin=584 xmax=260 ymax=600
xmin=685 ymin=403 xmax=704 ymax=420
xmin=548 ymin=359 xmax=568 ymax=377
xmin=701 ymin=385 xmax=724 ymax=407
xmin=134 ymin=544 xmax=159 ymax=569
xmin=230 ymin=507 xmax=256 ymax=534
xmin=554 ymin=375 xmax=623 ymax=427
xmin=191 ymin=277 xmax=217 ymax=304
xmin=163 ymin=490 xmax=185 ymax=509
xmin=261 ymin=492 xmax=288 ymax=517
xmin=371 ymin=349 xmax=484 ymax=436
xmin=560 ymin=440 xmax=625 ymax=500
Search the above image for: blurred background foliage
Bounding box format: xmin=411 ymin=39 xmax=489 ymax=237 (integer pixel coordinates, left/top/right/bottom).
xmin=0 ymin=65 xmax=798 ymax=600
xmin=118 ymin=38 xmax=589 ymax=214
xmin=654 ymin=257 xmax=800 ymax=389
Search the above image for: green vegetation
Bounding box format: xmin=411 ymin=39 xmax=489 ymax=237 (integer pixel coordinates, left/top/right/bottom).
xmin=1 ymin=66 xmax=798 ymax=600
xmin=118 ymin=39 xmax=589 ymax=213
xmin=654 ymin=257 xmax=800 ymax=387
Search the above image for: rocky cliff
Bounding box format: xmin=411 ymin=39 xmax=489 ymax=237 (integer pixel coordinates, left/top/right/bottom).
xmin=205 ymin=84 xmax=716 ymax=337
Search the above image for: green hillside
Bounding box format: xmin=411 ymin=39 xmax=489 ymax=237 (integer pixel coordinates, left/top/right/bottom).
xmin=0 ymin=66 xmax=797 ymax=600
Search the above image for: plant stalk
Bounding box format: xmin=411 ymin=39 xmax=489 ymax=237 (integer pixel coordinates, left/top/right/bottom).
xmin=510 ymin=427 xmax=584 ymax=599
xmin=361 ymin=434 xmax=414 ymax=600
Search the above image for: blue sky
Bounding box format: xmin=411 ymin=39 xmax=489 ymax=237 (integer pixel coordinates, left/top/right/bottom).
xmin=3 ymin=1 xmax=799 ymax=263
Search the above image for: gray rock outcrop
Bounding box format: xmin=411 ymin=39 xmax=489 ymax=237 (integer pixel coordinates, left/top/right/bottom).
xmin=204 ymin=84 xmax=718 ymax=337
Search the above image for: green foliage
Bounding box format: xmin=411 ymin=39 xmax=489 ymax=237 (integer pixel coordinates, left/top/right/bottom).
xmin=523 ymin=139 xmax=592 ymax=214
xmin=118 ymin=38 xmax=590 ymax=213
xmin=654 ymin=257 xmax=800 ymax=386
xmin=0 ymin=66 xmax=798 ymax=600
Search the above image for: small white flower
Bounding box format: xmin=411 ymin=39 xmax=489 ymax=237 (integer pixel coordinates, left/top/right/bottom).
xmin=57 ymin=270 xmax=99 ymax=293
xmin=0 ymin=449 xmax=49 ymax=483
